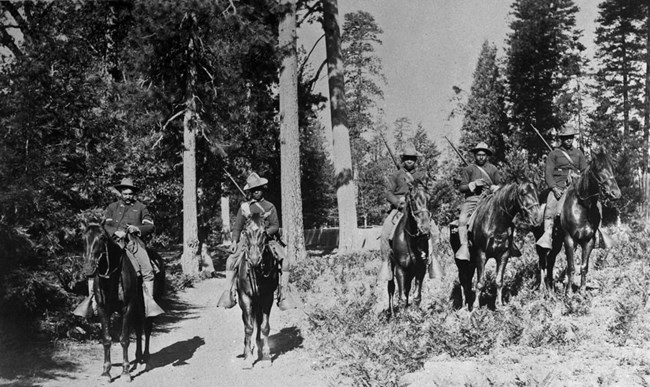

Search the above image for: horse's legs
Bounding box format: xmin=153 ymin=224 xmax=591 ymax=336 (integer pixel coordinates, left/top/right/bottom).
xmin=401 ymin=270 xmax=411 ymax=308
xmin=579 ymin=238 xmax=595 ymax=292
xmin=120 ymin=305 xmax=133 ymax=382
xmin=143 ymin=317 xmax=153 ymax=367
xmin=240 ymin=295 xmax=255 ymax=369
xmin=257 ymin=294 xmax=273 ymax=367
xmin=99 ymin=307 xmax=112 ymax=379
xmin=546 ymin=238 xmax=562 ymax=295
xmin=563 ymin=235 xmax=576 ymax=295
xmin=413 ymin=265 xmax=426 ymax=307
xmin=387 ymin=279 xmax=395 ymax=317
xmin=133 ymin=314 xmax=143 ymax=367
xmin=472 ymin=249 xmax=487 ymax=310
xmin=494 ymin=252 xmax=510 ymax=308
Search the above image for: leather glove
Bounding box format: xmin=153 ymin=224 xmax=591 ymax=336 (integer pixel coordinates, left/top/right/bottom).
xmin=552 ymin=187 xmax=563 ymax=200
xmin=126 ymin=225 xmax=140 ymax=235
xmin=114 ymin=230 xmax=126 ymax=239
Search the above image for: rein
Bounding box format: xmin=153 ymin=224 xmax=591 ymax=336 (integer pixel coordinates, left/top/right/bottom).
xmin=576 ymin=165 xmax=608 ymax=202
xmin=95 ymin=238 xmax=121 ymax=279
xmin=404 ymin=185 xmax=430 ymax=238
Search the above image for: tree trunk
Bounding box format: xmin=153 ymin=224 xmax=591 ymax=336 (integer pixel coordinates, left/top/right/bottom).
xmin=322 ymin=0 xmax=358 ymax=252
xmin=641 ymin=5 xmax=650 ymax=219
xmin=279 ymin=0 xmax=306 ymax=262
xmin=180 ymin=13 xmax=200 ymax=276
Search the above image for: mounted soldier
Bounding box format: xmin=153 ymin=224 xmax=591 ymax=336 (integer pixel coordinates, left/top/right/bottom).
xmin=75 ymin=177 xmax=164 ymax=318
xmin=455 ymin=142 xmax=502 ymax=261
xmin=536 ymin=125 xmax=587 ymax=249
xmin=217 ymin=172 xmax=297 ymax=310
xmin=378 ymin=143 xmax=441 ymax=282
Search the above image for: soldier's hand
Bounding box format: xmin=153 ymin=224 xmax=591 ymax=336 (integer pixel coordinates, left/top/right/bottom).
xmin=475 ymin=179 xmax=487 ymax=186
xmin=398 ymin=201 xmax=406 ymax=210
xmin=114 ymin=230 xmax=126 ymax=239
xmin=468 ymin=181 xmax=477 ymax=192
xmin=126 ymin=225 xmax=140 ymax=235
xmin=490 ymin=185 xmax=500 ymax=192
xmin=552 ymin=187 xmax=563 ymax=200
xmin=228 ymin=244 xmax=237 ymax=254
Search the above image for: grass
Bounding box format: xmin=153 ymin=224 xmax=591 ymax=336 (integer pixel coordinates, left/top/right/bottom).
xmin=293 ymin=221 xmax=650 ymax=386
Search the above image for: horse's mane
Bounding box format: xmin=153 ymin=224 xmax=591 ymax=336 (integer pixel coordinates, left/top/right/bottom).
xmin=575 ymin=148 xmax=612 ymax=199
xmin=472 ymin=183 xmax=519 ymax=225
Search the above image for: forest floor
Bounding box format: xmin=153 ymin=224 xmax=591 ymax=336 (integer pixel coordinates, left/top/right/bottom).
xmin=0 ymin=252 xmax=337 ymax=387
xmin=2 ymin=224 xmax=650 ymax=387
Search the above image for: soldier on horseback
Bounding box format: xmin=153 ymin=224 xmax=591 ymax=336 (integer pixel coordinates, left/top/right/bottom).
xmin=378 ymin=143 xmax=440 ymax=281
xmin=536 ymin=125 xmax=587 ymax=250
xmin=455 ymin=142 xmax=501 ymax=261
xmin=217 ymin=172 xmax=297 ymax=310
xmin=75 ymin=177 xmax=165 ymax=318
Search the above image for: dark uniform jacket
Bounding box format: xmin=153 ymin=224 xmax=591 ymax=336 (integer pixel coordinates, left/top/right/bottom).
xmin=459 ymin=162 xmax=501 ymax=198
xmin=232 ymin=199 xmax=280 ymax=243
xmin=104 ymin=200 xmax=155 ymax=237
xmin=386 ymin=168 xmax=427 ymax=209
xmin=545 ymin=147 xmax=587 ymax=189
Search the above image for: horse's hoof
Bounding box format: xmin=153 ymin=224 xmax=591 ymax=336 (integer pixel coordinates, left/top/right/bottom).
xmin=242 ymin=357 xmax=255 ymax=370
xmin=257 ymin=358 xmax=272 ymax=369
xmin=121 ymin=372 xmax=132 ymax=383
xmin=101 ymin=371 xmax=111 ymax=379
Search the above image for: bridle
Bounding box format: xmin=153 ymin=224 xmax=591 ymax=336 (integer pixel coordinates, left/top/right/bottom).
xmin=576 ymin=165 xmax=613 ymax=202
xmin=404 ymin=183 xmax=431 ymax=238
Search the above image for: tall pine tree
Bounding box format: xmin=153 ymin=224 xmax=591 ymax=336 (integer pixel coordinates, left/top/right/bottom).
xmin=506 ymin=0 xmax=585 ymax=159
xmin=460 ymin=41 xmax=508 ymax=163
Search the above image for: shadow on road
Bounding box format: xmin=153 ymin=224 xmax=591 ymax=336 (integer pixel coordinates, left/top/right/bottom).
xmin=145 ymin=335 xmax=205 ymax=370
xmin=269 ymin=326 xmax=303 ymax=361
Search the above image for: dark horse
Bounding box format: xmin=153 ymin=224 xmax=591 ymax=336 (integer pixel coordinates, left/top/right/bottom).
xmin=82 ymin=224 xmax=164 ymax=382
xmin=388 ymin=179 xmax=432 ymax=316
xmin=534 ymin=148 xmax=621 ymax=295
xmin=237 ymin=214 xmax=279 ymax=369
xmin=450 ymin=182 xmax=541 ymax=310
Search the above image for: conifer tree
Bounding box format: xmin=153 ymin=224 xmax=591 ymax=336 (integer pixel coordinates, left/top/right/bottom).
xmin=460 ymin=41 xmax=508 ymax=163
xmin=506 ymin=0 xmax=585 ymax=159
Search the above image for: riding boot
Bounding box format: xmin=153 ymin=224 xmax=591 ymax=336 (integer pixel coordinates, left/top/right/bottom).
xmin=536 ymin=217 xmax=554 ymax=250
xmin=217 ymin=270 xmax=237 ymax=309
xmin=277 ymin=273 xmax=298 ymax=311
xmin=72 ymin=278 xmax=96 ymax=318
xmin=455 ymin=226 xmax=470 ymax=261
xmin=143 ymin=280 xmax=165 ymax=317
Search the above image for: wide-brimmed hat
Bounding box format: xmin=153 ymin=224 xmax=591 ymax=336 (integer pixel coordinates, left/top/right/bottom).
xmin=399 ymin=143 xmax=423 ymax=158
xmin=471 ymin=142 xmax=492 ymax=156
xmin=114 ymin=177 xmax=138 ymax=192
xmin=557 ymin=124 xmax=578 ymax=137
xmin=243 ymin=172 xmax=268 ymax=191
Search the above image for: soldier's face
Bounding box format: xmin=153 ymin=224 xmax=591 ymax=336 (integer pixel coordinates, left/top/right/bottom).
xmin=251 ymin=188 xmax=263 ymax=201
xmin=560 ymin=137 xmax=574 ymax=149
xmin=475 ymin=152 xmax=487 ymax=166
xmin=402 ymin=157 xmax=417 ymax=171
xmin=121 ymin=189 xmax=135 ymax=205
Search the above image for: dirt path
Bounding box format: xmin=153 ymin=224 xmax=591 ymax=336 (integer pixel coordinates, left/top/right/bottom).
xmin=1 ymin=276 xmax=334 ymax=387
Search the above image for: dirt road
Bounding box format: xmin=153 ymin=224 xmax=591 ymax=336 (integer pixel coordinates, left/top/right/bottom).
xmin=1 ymin=277 xmax=334 ymax=387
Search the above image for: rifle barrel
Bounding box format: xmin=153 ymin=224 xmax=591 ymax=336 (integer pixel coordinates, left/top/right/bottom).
xmin=444 ymin=136 xmax=469 ymax=166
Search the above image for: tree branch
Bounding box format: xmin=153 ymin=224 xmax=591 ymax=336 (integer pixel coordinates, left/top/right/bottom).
xmin=299 ymin=33 xmax=324 ymax=75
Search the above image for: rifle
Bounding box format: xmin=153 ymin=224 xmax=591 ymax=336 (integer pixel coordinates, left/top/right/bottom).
xmin=378 ymin=131 xmax=401 ymax=170
xmin=530 ymin=124 xmax=553 ymax=152
xmin=222 ymin=167 xmax=248 ymax=198
xmin=444 ymin=136 xmax=469 ymax=166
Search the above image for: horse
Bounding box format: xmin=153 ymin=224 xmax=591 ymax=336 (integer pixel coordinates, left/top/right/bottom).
xmin=388 ymin=179 xmax=432 ymax=316
xmin=450 ymin=182 xmax=541 ymax=310
xmin=534 ymin=147 xmax=621 ymax=295
xmin=82 ymin=223 xmax=164 ymax=382
xmin=237 ymin=214 xmax=279 ymax=369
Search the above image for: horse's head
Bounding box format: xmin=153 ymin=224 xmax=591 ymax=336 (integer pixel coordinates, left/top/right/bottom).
xmin=406 ymin=180 xmax=432 ymax=235
xmin=516 ymin=182 xmax=542 ymax=226
xmin=591 ymin=147 xmax=621 ymax=200
xmin=82 ymin=223 xmax=108 ymax=275
xmin=241 ymin=214 xmax=267 ymax=267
